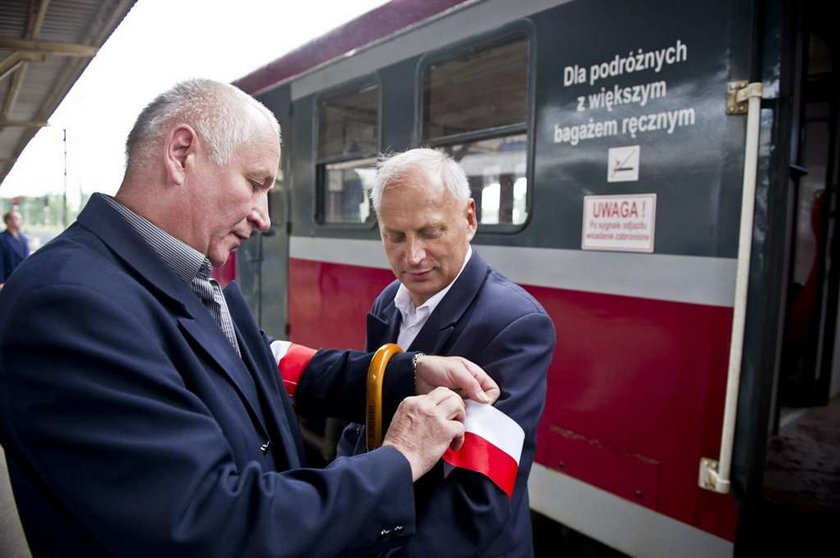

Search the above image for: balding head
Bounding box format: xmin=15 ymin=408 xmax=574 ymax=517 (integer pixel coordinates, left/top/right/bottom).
xmin=125 ymin=78 xmax=280 ymax=174
xmin=370 ymin=148 xmax=470 ymax=214
xmin=116 ymin=79 xmax=281 ymax=267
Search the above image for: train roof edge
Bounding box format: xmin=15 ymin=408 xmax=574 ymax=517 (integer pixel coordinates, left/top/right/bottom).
xmin=232 ymin=0 xmax=474 ymax=95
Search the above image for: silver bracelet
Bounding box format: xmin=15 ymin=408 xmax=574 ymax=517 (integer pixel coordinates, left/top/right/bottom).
xmin=412 ymin=352 xmax=425 ymax=373
xmin=412 ymin=353 xmax=426 ymax=393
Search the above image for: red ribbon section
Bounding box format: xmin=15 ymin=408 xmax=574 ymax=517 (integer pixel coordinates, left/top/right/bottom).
xmin=278 ymin=343 xmax=316 ymax=397
xmin=442 ymin=432 xmax=519 ymax=498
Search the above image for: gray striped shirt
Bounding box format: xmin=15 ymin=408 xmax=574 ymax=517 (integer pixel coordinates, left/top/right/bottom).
xmin=103 ymin=195 xmax=241 ymax=356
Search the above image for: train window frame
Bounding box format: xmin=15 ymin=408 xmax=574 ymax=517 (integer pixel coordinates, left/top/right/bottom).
xmin=313 ymin=76 xmax=382 ymax=230
xmin=415 ymin=22 xmax=536 ymax=234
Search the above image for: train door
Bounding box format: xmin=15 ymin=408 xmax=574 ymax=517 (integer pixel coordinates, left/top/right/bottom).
xmin=236 ymin=186 xmax=290 ymax=340
xmin=258 ymin=188 xmax=290 ymax=338
xmin=757 ymin=0 xmax=840 ymax=552
xmin=233 ymin=192 xmax=286 ymax=339
xmin=235 ymin=228 xmax=261 ymax=320
xmin=234 ymin=87 xmax=293 ymax=339
xmin=778 ymin=2 xmax=839 ymax=409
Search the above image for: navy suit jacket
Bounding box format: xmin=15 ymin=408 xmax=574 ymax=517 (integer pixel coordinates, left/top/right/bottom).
xmin=0 ymin=229 xmax=30 ymax=282
xmin=338 ymin=252 xmax=555 ymax=557
xmin=0 ymin=194 xmax=419 ymax=558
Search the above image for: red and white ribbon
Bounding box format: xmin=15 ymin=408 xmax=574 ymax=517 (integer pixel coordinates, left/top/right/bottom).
xmin=442 ymin=400 xmax=524 ymax=498
xmin=270 ymin=344 xmax=523 ymax=497
xmin=270 ymin=340 xmax=316 ymax=397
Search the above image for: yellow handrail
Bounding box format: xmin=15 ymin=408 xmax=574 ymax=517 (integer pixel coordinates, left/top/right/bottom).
xmin=366 ymin=343 xmax=403 ymax=450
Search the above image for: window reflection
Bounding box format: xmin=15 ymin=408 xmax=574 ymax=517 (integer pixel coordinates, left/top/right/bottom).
xmin=424 ymin=38 xmax=528 ymax=139
xmin=322 ymin=158 xmax=377 ymax=224
xmin=438 ymin=135 xmax=527 ymax=225
xmin=318 ymin=85 xmax=378 ymax=159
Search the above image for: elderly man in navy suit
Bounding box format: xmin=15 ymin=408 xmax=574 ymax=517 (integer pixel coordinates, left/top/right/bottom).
xmin=338 ymin=149 xmax=556 ymax=557
xmin=0 ymin=80 xmax=501 ymax=558
xmin=0 ymin=209 xmax=30 ymax=287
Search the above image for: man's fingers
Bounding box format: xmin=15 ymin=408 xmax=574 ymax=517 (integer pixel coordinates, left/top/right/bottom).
xmin=427 ymin=387 xmax=466 ymax=421
xmin=425 ymin=385 xmax=457 ymax=403
xmin=440 ymin=394 xmax=466 ymax=423
xmin=449 ymin=426 xmax=465 ymax=452
xmin=455 ymin=363 xmax=486 ymax=403
xmin=459 ymin=358 xmax=500 ymax=404
xmin=385 ymin=388 xmax=469 ymax=481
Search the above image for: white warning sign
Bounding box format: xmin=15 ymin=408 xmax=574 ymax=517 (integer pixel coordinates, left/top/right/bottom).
xmin=582 ymin=194 xmax=656 ymax=252
xmin=608 ymin=145 xmax=640 ymax=182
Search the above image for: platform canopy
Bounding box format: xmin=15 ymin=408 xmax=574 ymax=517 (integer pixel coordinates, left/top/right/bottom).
xmin=0 ymin=0 xmax=136 ymax=188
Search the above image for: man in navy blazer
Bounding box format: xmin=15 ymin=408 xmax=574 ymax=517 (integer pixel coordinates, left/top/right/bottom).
xmin=0 ymin=209 xmax=30 ymax=286
xmin=0 ymin=80 xmax=500 ymax=557
xmin=337 ymin=149 xmax=556 ymax=557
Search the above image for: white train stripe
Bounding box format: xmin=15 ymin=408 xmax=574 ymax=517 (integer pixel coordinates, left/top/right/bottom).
xmin=291 ymin=236 xmax=391 ymax=270
xmin=290 ymin=0 xmax=571 ymax=100
xmin=528 ymin=464 xmax=734 ymax=558
xmin=289 ymin=236 xmax=736 ymax=307
xmin=479 ymin=244 xmax=736 ymax=307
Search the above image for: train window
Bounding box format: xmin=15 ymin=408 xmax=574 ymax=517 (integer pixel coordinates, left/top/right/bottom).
xmin=316 ymin=82 xmax=379 ymax=224
xmin=422 ymin=35 xmax=530 ymax=227
xmin=423 ymin=37 xmax=528 ymax=138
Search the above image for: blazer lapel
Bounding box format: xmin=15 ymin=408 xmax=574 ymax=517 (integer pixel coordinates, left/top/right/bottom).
xmin=407 ymin=313 xmax=455 ymax=355
xmin=176 ymin=303 xmax=271 ymax=442
xmin=366 ymin=309 xmax=401 ymax=351
xmin=78 ymin=194 xmax=271 ymax=442
xmin=366 ymin=283 xmax=402 ymax=351
xmin=224 ymin=282 xmax=303 ymax=468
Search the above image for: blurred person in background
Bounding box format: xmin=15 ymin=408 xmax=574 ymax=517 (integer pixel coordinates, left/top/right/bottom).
xmin=0 ymin=209 xmax=30 ymax=287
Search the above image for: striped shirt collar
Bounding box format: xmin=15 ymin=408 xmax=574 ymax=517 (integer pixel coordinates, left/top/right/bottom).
xmin=103 ymin=195 xmax=209 ymax=283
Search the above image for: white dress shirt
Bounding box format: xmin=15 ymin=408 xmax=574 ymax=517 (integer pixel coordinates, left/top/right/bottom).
xmin=394 ymin=247 xmax=472 ymax=350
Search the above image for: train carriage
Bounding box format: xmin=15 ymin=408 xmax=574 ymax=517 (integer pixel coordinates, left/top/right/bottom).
xmin=230 ymin=0 xmax=839 ymax=555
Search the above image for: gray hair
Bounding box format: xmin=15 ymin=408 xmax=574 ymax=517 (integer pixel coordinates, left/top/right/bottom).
xmin=125 ymin=78 xmax=280 ymax=170
xmin=370 ymin=148 xmax=470 ymax=212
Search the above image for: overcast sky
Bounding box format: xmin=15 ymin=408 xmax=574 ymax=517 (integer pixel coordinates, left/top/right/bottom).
xmin=1 ymin=0 xmax=389 ymax=202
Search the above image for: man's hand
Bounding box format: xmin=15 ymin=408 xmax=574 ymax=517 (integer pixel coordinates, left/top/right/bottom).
xmin=414 ymin=355 xmax=500 ymax=404
xmin=383 ymin=387 xmax=466 ymax=481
